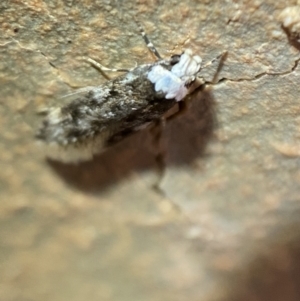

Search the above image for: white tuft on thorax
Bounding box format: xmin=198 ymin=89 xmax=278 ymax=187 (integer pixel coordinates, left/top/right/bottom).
xmin=147 ymin=49 xmax=202 ymax=101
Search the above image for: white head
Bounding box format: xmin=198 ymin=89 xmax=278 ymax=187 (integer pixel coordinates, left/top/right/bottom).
xmin=147 ymin=49 xmax=203 ymax=101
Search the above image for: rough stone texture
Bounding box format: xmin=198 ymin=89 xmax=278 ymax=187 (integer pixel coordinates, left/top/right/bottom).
xmin=1 ymin=1 xmax=300 ymax=301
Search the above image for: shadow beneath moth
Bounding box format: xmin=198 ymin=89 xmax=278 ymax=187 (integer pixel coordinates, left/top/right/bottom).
xmin=36 ymin=24 xmax=225 ymax=163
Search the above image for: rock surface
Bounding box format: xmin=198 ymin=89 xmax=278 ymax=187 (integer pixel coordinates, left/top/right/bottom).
xmin=1 ymin=1 xmax=300 ymax=301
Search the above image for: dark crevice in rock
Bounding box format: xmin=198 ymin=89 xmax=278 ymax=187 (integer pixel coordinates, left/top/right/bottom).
xmin=214 ymin=56 xmax=300 ymax=85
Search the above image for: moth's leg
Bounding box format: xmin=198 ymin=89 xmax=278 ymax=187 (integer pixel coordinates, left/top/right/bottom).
xmin=149 ymin=118 xmax=167 ymax=191
xmin=150 ymin=118 xmax=187 ymax=216
xmin=136 ymin=22 xmax=162 ymax=60
xmin=86 ymin=57 xmax=132 ymax=73
xmin=166 ymin=100 xmax=189 ymax=122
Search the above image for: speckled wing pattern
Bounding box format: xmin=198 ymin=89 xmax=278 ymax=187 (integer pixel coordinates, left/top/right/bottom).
xmin=36 ymin=38 xmax=203 ymax=163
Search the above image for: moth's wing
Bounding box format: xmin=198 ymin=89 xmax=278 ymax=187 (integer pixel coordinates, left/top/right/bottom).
xmin=36 ymin=63 xmax=176 ymax=163
xmin=37 ymin=86 xmax=99 ymax=115
xmin=36 ymin=85 xmax=114 ymax=163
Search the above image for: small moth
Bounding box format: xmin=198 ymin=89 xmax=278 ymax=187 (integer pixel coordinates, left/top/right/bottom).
xmin=36 ymin=24 xmax=224 ymax=163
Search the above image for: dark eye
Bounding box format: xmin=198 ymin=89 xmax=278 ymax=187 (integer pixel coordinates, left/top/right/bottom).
xmin=170 ymin=54 xmax=181 ymax=65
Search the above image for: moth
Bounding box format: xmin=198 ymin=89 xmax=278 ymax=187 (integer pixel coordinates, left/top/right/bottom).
xmin=36 ymin=24 xmax=224 ymax=163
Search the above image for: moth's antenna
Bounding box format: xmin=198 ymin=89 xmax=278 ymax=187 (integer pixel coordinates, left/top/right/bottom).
xmin=202 ymin=51 xmax=228 ymax=70
xmin=135 ymin=20 xmax=162 ymax=60
xmin=201 ymin=51 xmax=228 ymax=84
